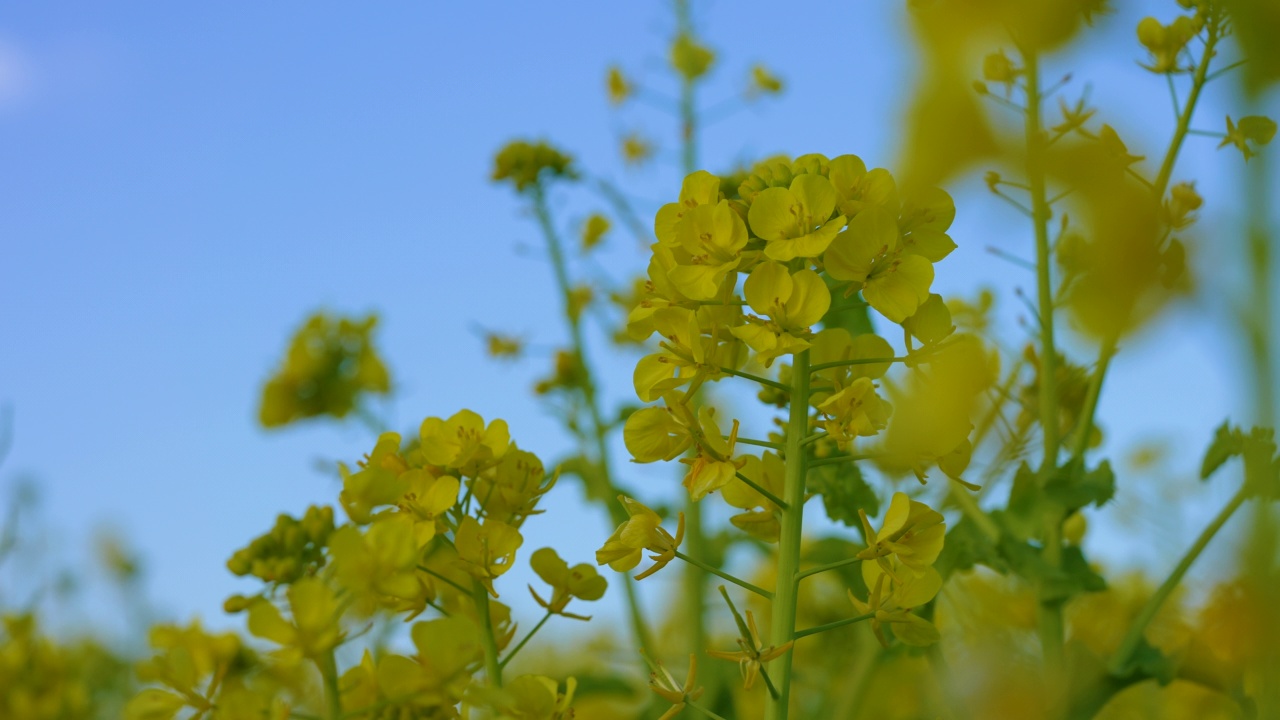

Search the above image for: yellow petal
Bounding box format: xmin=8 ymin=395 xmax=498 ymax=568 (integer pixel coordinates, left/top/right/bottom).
xmin=864 ymin=255 xmax=934 ymax=323
xmin=744 ymin=261 xmax=793 ymax=317
xmin=824 ymin=207 xmax=897 ymax=283
xmin=782 ymin=269 xmax=831 ymax=328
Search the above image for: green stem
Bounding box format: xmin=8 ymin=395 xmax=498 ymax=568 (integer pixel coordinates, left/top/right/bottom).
xmin=674 ymin=549 xmax=773 ymax=599
xmin=676 ymin=0 xmax=697 ymax=177
xmin=765 ymin=349 xmax=811 ymax=720
xmin=735 ymin=471 xmax=788 ymax=510
xmin=472 ymin=579 xmax=503 ymax=688
xmin=719 ymin=366 xmax=787 ymax=391
xmin=808 ymin=356 xmax=907 ymax=374
xmin=1108 ymin=486 xmax=1249 ymax=675
xmin=795 ymin=555 xmax=861 ymax=581
xmin=417 ymin=565 xmax=469 ymax=595
xmin=531 ymin=182 xmax=658 ymax=663
xmin=499 ymin=611 xmax=552 ymax=669
xmin=793 ymin=612 xmax=875 ymax=641
xmin=807 ymin=453 xmax=877 ymax=468
xmin=1071 ymin=335 xmax=1117 ymax=460
xmin=737 ymin=436 xmax=784 ymax=450
xmin=1154 ymin=25 xmax=1219 ymax=199
xmin=1022 ymin=44 xmax=1066 ymax=679
xmin=317 ymin=648 xmax=343 ymax=720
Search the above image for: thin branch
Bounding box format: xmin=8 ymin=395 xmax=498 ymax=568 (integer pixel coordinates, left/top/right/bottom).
xmin=793 ymin=612 xmax=875 ymax=640
xmin=735 ymin=471 xmax=788 ymax=510
xmin=736 ymin=436 xmax=784 ymax=450
xmin=719 ymin=366 xmax=787 ymax=391
xmin=807 ymin=453 xmax=878 ymax=468
xmin=673 ymin=550 xmax=774 ymax=599
xmin=795 ymin=555 xmax=862 ymax=581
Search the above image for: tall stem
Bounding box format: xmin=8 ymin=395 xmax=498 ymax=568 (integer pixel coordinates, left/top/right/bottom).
xmin=1108 ymin=486 xmax=1249 ymax=674
xmin=472 ymin=579 xmax=503 ymax=688
xmin=765 ymin=349 xmax=811 ymax=720
xmin=531 ymin=184 xmax=657 ymax=661
xmin=317 ymin=648 xmax=342 ymax=720
xmin=1021 ymin=46 xmax=1066 ymax=677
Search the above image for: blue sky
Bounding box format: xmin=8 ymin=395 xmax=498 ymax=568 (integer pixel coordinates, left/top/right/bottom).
xmin=0 ymin=1 xmax=1275 ymax=639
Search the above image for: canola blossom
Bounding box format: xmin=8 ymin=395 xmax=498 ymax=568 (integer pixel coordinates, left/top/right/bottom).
xmin=8 ymin=2 xmax=1280 ymax=720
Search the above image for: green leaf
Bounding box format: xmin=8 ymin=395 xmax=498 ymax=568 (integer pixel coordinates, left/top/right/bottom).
xmin=993 ymin=462 xmax=1042 ymax=542
xmin=1239 ymin=116 xmax=1278 ymax=145
xmin=1115 ymin=637 xmax=1176 ymax=685
xmin=997 ymin=538 xmax=1105 ymax=602
xmin=809 ymin=462 xmax=879 ymax=530
xmin=1201 ymin=421 xmax=1244 ymax=480
xmin=1045 ymin=459 xmax=1116 ymax=513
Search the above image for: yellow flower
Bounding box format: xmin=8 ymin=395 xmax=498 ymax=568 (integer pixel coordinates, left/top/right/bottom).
xmin=453 ymin=516 xmax=523 ymax=597
xmin=396 ymin=468 xmax=460 ymax=547
xmin=606 ymin=65 xmax=631 ymax=105
xmin=827 ymin=154 xmax=899 ymax=218
xmin=721 ymin=452 xmax=785 ymax=542
xmin=624 ymin=405 xmax=694 ymax=463
xmin=849 ymin=564 xmax=942 ymax=648
xmin=622 ymin=132 xmax=655 ymax=166
xmin=486 ymin=332 xmax=524 ymax=359
xmin=328 ymin=518 xmax=424 ymax=613
xmin=246 ymin=578 xmax=343 ymax=660
xmin=902 ymin=293 xmax=955 ymax=346
xmin=492 ymin=140 xmax=576 ymax=192
xmin=746 ymin=64 xmax=784 ymax=97
xmin=816 ymin=376 xmax=892 ymax=447
xmin=373 ymin=617 xmax=482 ymax=709
xmin=581 ymin=213 xmax=611 ymax=251
xmin=654 ymin=171 xmax=724 ymax=246
xmin=259 ymin=313 xmax=390 ymax=428
xmin=666 ymin=200 xmax=749 ymax=300
xmin=982 ymin=50 xmax=1019 ymax=84
xmin=824 ymin=206 xmax=935 ymax=323
xmin=595 ymin=496 xmax=685 ymax=580
xmin=670 ymin=34 xmax=714 ymax=81
xmin=680 ymin=407 xmax=743 ymax=501
xmin=339 ymin=432 xmax=410 ymax=524
xmin=747 ymin=174 xmax=845 ymax=261
xmin=132 ymin=620 xmax=246 ymax=717
xmin=469 ymin=447 xmax=553 ymax=525
xmin=529 ymin=548 xmax=608 ymax=620
xmin=420 ymin=409 xmax=509 ymax=472
xmin=856 ymin=492 xmax=946 ymax=580
xmin=1136 ymin=15 xmax=1201 ymax=73
xmin=731 ymin=262 xmax=830 ymax=366
xmin=488 ymin=675 xmax=578 ymax=720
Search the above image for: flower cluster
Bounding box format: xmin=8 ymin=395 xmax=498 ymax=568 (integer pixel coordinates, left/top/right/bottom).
xmin=618 ymin=156 xmax=963 ymax=522
xmin=127 ymin=409 xmax=600 ymax=719
xmin=259 ymin=313 xmax=391 ymax=428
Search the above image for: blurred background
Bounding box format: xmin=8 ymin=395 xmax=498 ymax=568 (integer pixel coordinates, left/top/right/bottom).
xmin=0 ymin=0 xmax=1275 ymax=651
